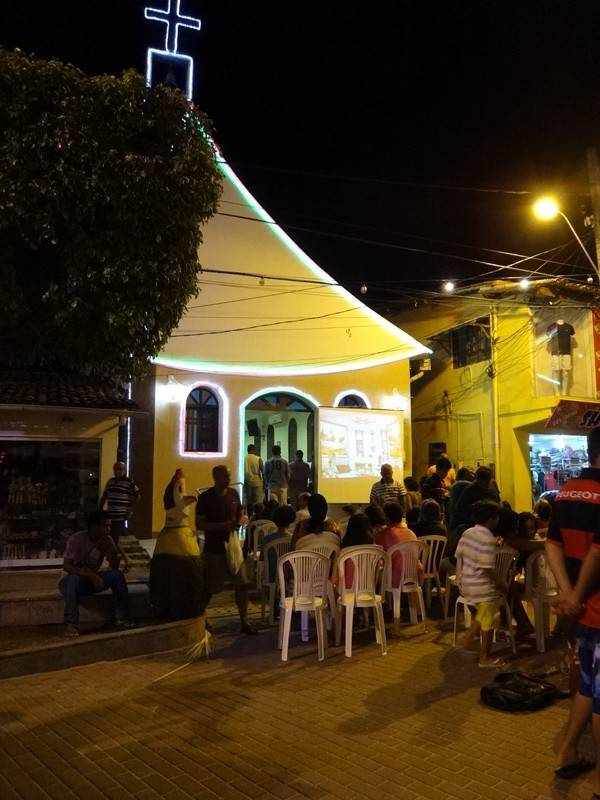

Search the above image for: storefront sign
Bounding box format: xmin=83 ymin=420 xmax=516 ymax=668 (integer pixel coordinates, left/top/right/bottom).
xmin=593 ymin=310 xmax=600 ymax=398
xmin=546 ymin=400 xmax=600 ymax=433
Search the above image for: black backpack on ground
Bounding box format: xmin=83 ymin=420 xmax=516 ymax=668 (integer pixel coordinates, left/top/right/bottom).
xmin=480 ymin=671 xmax=562 ymax=712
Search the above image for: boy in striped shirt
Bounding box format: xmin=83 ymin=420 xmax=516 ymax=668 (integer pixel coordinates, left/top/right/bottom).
xmin=455 ymin=500 xmax=504 ymax=667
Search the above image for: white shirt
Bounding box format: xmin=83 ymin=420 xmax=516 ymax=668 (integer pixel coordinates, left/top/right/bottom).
xmin=245 ymin=453 xmax=263 ymax=487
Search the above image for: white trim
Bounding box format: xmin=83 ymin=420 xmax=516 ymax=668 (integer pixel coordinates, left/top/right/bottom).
xmin=333 ymin=390 xmax=371 ymax=409
xmin=179 ymin=381 xmax=229 ymax=458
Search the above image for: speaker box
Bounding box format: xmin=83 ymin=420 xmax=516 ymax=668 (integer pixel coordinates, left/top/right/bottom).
xmin=247 ymin=419 xmax=261 ymax=437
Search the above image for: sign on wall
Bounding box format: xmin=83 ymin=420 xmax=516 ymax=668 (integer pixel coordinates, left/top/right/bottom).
xmin=546 ymin=400 xmax=600 ymax=433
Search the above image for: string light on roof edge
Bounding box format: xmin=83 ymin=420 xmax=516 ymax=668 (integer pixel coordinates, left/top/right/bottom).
xmin=519 ymin=278 xmax=530 ymax=289
xmin=144 ymin=0 xmax=201 ymax=101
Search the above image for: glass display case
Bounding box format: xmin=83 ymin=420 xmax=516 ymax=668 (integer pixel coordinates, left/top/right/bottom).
xmin=0 ymin=440 xmax=100 ymax=567
xmin=533 ymin=308 xmax=594 ymax=398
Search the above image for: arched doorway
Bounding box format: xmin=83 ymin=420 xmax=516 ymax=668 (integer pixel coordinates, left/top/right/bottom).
xmin=242 ymin=390 xmax=316 ymax=484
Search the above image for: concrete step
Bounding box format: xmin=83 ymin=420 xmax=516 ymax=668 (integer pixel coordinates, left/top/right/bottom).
xmin=0 ymin=616 xmax=206 ymax=680
xmin=0 ymin=581 xmax=151 ymax=626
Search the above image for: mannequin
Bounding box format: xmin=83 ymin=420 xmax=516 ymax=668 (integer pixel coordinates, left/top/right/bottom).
xmin=546 ymin=318 xmax=575 ymax=394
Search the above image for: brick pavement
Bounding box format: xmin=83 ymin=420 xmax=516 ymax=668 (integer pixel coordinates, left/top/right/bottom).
xmin=0 ymin=601 xmax=595 ymax=800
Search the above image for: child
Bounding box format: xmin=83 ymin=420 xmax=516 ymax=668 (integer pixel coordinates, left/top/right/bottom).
xmin=455 ymin=500 xmax=505 ymax=667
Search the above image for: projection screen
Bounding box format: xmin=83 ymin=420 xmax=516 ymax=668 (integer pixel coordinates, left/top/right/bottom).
xmin=317 ymin=407 xmax=405 ymax=504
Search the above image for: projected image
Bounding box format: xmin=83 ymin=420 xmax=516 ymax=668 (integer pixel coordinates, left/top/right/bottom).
xmin=319 ymin=409 xmax=403 ymax=479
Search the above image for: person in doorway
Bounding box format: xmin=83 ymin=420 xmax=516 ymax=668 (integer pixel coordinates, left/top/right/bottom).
xmin=288 ymin=450 xmax=312 ymax=509
xmin=59 ymin=510 xmax=133 ymax=638
xmin=99 ymin=461 xmax=140 ymax=571
xmin=196 ymin=465 xmax=257 ymax=635
xmin=369 ymin=463 xmax=407 ymax=511
xmin=544 ymin=426 xmax=600 ymax=785
xmin=264 ymin=445 xmax=290 ymax=505
xmin=244 ymin=444 xmax=264 ymax=508
xmin=455 ymin=501 xmax=505 ymax=668
xmin=150 ymin=469 xmax=203 ymax=621
xmin=453 ymin=466 xmax=500 ymax=530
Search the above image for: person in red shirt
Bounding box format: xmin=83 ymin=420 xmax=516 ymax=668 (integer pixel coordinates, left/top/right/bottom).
xmin=375 ymin=502 xmax=423 ymax=587
xmin=545 ymin=426 xmax=600 ymax=787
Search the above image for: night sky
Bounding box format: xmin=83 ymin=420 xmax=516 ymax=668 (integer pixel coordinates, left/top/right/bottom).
xmin=3 ymin=1 xmax=600 ymax=309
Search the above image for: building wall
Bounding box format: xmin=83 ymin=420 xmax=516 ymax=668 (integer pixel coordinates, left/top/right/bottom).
xmin=147 ymin=361 xmax=412 ymax=532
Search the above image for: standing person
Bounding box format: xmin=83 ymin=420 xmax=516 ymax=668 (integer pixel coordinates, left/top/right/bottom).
xmin=369 ymin=463 xmax=407 ymax=511
xmin=288 ymin=450 xmax=312 ymax=509
xmin=545 ymin=426 xmax=600 ymax=785
xmin=264 ymin=445 xmax=290 ymax=505
xmin=453 ymin=466 xmax=500 ymax=530
xmin=421 ymin=456 xmax=452 ymax=516
xmin=447 ymin=467 xmax=475 ymax=531
xmin=150 ymin=469 xmax=203 ymax=621
xmin=99 ymin=461 xmax=140 ymax=570
xmin=244 ymin=444 xmax=264 ymax=507
xmin=455 ymin=501 xmax=505 ymax=668
xmin=196 ymin=465 xmax=257 ymax=635
xmin=59 ymin=510 xmax=133 ymax=638
xmin=427 ymin=453 xmax=456 ymax=485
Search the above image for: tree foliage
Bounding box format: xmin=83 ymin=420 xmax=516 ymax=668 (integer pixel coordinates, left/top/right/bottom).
xmin=0 ymin=49 xmax=222 ymax=379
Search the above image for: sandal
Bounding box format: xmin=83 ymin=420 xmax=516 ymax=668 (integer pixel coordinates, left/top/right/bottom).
xmin=478 ymin=658 xmax=507 ymax=669
xmin=554 ymin=759 xmax=594 ymax=779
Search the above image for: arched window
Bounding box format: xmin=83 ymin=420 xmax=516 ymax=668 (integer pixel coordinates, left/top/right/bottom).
xmin=288 ymin=418 xmax=297 ymax=458
xmin=337 ymin=393 xmax=368 ymax=408
xmin=185 ymin=386 xmax=219 ymax=452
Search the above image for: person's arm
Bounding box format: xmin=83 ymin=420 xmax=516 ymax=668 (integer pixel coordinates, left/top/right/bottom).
xmin=103 ymin=537 xmax=120 ymax=571
xmin=369 ymin=486 xmax=377 ymax=506
xmin=63 ymin=558 xmax=104 ymax=590
xmin=196 ymin=514 xmax=236 ymax=532
xmin=572 ymin=548 xmax=600 ymax=605
xmin=259 ymin=458 xmax=264 ymax=481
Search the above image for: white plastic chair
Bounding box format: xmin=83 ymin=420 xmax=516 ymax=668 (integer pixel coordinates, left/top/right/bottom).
xmin=418 ymin=535 xmax=447 ymax=610
xmin=385 ymin=540 xmax=426 ymax=626
xmin=277 ymin=551 xmax=330 ymax=662
xmin=335 ymin=545 xmax=389 ymax=658
xmin=452 ymin=546 xmax=518 ymax=654
xmin=248 ymin=520 xmax=277 ymax=554
xmin=261 ymin=535 xmax=292 ymax=623
xmin=297 ymin=541 xmax=340 ymax=640
xmin=523 ymin=550 xmax=559 ymax=653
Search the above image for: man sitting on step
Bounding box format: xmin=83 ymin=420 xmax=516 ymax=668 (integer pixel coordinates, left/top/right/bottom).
xmin=59 ymin=510 xmax=134 ymax=638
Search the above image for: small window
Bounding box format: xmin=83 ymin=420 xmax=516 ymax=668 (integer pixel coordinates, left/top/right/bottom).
xmin=337 ymin=393 xmax=367 ymax=408
xmin=451 ymin=317 xmax=491 ymax=368
xmin=185 ymin=386 xmax=219 ymax=452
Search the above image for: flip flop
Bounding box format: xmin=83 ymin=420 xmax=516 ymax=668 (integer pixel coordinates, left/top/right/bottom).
xmin=554 ymin=759 xmax=594 ymax=779
xmin=478 ymin=658 xmax=507 ymax=669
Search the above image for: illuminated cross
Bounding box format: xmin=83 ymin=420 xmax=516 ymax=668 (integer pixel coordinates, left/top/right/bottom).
xmin=145 ymin=0 xmax=201 ymax=54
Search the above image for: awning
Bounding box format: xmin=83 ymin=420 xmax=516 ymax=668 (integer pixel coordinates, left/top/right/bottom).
xmin=546 ymin=400 xmax=600 ymax=434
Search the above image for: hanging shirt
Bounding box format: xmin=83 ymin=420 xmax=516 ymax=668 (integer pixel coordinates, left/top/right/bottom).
xmin=547 ymin=322 xmax=575 ymax=355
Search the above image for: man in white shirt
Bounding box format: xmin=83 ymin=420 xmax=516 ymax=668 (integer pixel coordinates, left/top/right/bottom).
xmin=244 ymin=444 xmax=264 ymax=507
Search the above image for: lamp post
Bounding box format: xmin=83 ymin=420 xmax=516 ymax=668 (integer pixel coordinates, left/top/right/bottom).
xmin=533 ymin=197 xmax=600 ymax=281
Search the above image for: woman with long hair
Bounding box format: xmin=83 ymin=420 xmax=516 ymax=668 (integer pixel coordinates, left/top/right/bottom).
xmin=290 ymin=493 xmax=340 ymax=550
xmin=149 ymin=469 xmax=204 ymax=621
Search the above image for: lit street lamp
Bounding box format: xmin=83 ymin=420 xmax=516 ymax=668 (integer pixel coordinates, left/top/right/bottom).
xmin=533 ymin=196 xmax=600 ymax=280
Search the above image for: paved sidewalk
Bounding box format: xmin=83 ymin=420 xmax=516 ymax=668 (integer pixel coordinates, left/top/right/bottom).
xmin=0 ymin=603 xmax=594 ymax=800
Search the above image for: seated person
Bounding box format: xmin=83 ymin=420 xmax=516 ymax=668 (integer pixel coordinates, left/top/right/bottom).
xmin=341 ymin=513 xmax=372 ymax=589
xmin=533 ymin=500 xmax=552 ymax=539
xmin=59 ymin=510 xmax=133 ymax=638
xmin=294 ymin=492 xmax=311 ymax=526
xmin=374 ymin=502 xmax=423 ymax=587
xmin=338 ymin=505 xmax=358 ymax=539
xmin=291 ymin=493 xmax=340 ymax=551
xmin=260 ymin=505 xmax=296 ymax=584
xmin=496 ymin=508 xmax=538 ymax=639
xmin=403 ymin=476 xmax=422 ymax=513
xmin=412 ymin=498 xmax=448 ymax=538
xmin=363 ymin=503 xmax=386 ymax=538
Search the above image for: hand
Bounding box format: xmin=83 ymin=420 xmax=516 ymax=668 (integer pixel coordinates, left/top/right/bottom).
xmin=552 ymin=591 xmax=584 ymax=618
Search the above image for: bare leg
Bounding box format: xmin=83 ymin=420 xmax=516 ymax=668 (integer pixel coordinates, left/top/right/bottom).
xmin=479 ymin=629 xmax=494 ymax=665
xmin=460 ymin=618 xmax=481 ymax=650
xmin=557 ymin=692 xmax=593 ymax=767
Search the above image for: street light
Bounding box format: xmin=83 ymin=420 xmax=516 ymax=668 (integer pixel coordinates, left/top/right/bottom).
xmin=533 ymin=196 xmax=599 ymax=279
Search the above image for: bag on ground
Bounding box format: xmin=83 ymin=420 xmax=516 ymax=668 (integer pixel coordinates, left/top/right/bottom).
xmin=480 ymin=671 xmax=561 ymax=712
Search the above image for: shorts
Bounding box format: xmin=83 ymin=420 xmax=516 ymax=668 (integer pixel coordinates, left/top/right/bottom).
xmin=552 ymin=354 xmax=572 ymax=371
xmin=576 ymin=624 xmax=600 ymax=713
xmin=475 ymin=599 xmax=503 ymax=632
xmin=203 ymin=552 xmax=248 ymax=595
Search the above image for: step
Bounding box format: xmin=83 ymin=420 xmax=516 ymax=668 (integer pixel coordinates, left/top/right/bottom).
xmin=0 ymin=616 xmax=206 ymax=680
xmin=0 ymin=581 xmax=151 ymax=626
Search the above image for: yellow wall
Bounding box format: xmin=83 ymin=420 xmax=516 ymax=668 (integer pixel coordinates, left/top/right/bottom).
xmin=150 ymin=361 xmax=412 ymax=532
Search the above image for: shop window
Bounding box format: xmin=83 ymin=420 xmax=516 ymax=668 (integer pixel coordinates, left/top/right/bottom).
xmin=336 ymin=393 xmax=368 ymax=408
xmin=184 ymin=386 xmax=220 ymax=452
xmin=451 ymin=317 xmax=491 ymax=368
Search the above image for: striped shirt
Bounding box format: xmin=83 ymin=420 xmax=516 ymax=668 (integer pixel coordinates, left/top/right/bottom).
xmin=103 ymin=477 xmax=139 ymax=521
xmin=455 ymin=524 xmax=499 ymax=604
xmin=369 ymin=480 xmax=407 ymax=508
xmin=547 ymin=469 xmax=600 ymax=629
